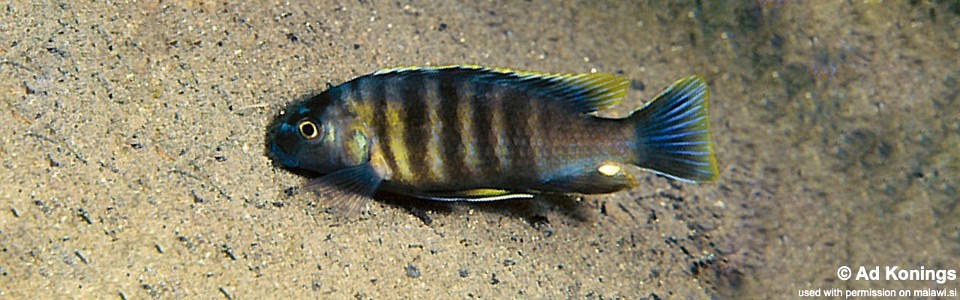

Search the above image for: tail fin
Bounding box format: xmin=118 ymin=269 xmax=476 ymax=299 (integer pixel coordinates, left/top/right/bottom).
xmin=629 ymin=75 xmax=719 ymax=183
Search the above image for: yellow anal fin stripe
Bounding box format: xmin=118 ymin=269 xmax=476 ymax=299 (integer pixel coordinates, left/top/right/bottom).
xmin=373 ymin=65 xmax=630 ymax=113
xmin=420 ymin=188 xmax=535 ymax=202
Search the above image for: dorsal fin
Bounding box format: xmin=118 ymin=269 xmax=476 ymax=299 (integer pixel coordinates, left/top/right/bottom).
xmin=373 ymin=65 xmax=630 ymax=113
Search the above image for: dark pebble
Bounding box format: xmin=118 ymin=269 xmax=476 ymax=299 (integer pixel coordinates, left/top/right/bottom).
xmin=405 ymin=263 xmax=421 ymax=278
xmin=219 ymin=287 xmax=233 ymax=300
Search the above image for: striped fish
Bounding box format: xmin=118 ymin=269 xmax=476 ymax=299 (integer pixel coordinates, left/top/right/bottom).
xmin=270 ymin=66 xmax=718 ymax=214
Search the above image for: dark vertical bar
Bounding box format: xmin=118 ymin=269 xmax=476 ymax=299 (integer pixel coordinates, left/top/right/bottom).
xmin=402 ymin=74 xmax=431 ymax=182
xmin=504 ymin=89 xmax=535 ymax=178
xmin=536 ymin=99 xmax=557 ymax=174
xmin=438 ymin=77 xmax=466 ymax=181
xmin=368 ymin=76 xmax=400 ymax=176
xmin=472 ymin=82 xmax=500 ymax=178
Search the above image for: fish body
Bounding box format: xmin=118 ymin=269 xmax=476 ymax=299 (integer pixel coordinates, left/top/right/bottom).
xmin=270 ymin=66 xmax=718 ymax=213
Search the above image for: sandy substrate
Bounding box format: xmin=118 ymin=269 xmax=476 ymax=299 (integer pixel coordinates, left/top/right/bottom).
xmin=1 ymin=1 xmax=958 ymax=298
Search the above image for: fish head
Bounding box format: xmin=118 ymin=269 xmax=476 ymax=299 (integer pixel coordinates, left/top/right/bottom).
xmin=271 ymin=91 xmax=369 ymax=174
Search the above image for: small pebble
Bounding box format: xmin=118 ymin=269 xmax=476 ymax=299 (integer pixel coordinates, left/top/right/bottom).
xmin=405 ymin=263 xmax=421 ymax=278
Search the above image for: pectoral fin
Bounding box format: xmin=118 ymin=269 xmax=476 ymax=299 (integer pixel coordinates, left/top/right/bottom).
xmin=538 ymin=162 xmax=638 ymax=194
xmin=304 ymin=163 xmax=382 ymax=216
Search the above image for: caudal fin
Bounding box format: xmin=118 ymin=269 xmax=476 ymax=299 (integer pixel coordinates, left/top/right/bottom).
xmin=630 ymin=76 xmax=719 ymax=183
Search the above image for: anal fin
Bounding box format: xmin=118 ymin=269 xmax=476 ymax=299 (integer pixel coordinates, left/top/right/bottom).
xmin=539 ymin=162 xmax=638 ymax=194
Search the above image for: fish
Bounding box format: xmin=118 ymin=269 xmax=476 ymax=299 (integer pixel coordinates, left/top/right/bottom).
xmin=270 ymin=65 xmax=718 ymax=214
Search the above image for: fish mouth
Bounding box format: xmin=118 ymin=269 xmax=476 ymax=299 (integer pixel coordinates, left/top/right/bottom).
xmin=271 ymin=143 xmax=300 ymax=168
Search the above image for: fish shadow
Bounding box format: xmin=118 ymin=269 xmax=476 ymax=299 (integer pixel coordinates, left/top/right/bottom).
xmin=372 ymin=191 xmax=593 ymax=231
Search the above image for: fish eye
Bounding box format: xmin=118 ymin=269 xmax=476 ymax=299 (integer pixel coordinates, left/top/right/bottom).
xmin=297 ymin=119 xmax=320 ymax=140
